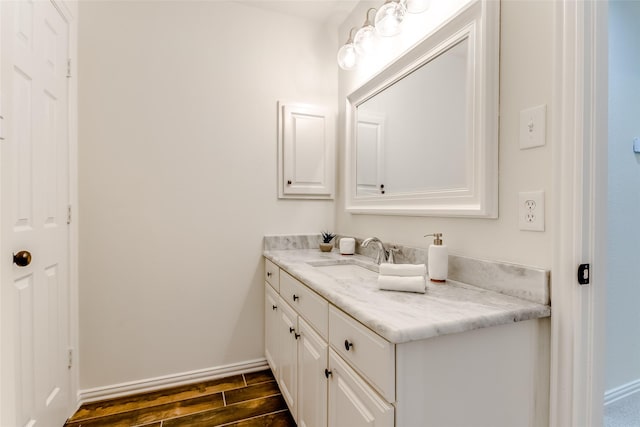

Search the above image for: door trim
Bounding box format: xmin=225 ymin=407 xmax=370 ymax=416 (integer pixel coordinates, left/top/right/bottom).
xmin=49 ymin=0 xmax=80 ymax=416
xmin=57 ymin=0 xmax=80 ymax=415
xmin=550 ymin=1 xmax=607 ymax=426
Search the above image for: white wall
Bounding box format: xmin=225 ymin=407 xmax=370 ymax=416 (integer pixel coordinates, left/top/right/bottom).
xmin=606 ymin=0 xmax=640 ymax=392
xmin=336 ymin=0 xmax=555 ymax=269
xmin=78 ymin=1 xmax=336 ymax=389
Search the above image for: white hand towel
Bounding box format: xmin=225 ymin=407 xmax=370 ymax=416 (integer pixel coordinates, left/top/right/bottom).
xmin=378 ymin=275 xmax=426 ymax=294
xmin=379 ymin=263 xmax=427 ymax=277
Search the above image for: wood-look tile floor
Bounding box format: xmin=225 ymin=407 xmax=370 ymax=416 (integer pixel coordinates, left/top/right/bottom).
xmin=65 ymin=369 xmax=295 ymax=427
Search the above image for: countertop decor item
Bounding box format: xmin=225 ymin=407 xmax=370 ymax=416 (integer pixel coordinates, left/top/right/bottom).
xmin=339 ymin=237 xmax=356 ymax=255
xmin=425 ymin=233 xmax=448 ymax=283
xmin=320 ymin=231 xmax=336 ymax=252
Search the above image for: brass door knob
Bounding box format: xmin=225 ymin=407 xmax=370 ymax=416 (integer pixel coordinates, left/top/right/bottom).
xmin=13 ymin=251 xmax=32 ymax=267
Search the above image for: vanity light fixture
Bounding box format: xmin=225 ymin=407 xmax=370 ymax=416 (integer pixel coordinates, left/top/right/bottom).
xmin=353 ymin=8 xmax=378 ymax=56
xmin=375 ymin=0 xmax=407 ymax=37
xmin=404 ymin=0 xmax=431 ymax=14
xmin=337 ymin=28 xmax=359 ymax=70
xmin=337 ymin=0 xmax=430 ymax=70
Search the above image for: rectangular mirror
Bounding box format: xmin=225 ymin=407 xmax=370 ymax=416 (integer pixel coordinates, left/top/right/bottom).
xmin=345 ymin=0 xmax=499 ymax=217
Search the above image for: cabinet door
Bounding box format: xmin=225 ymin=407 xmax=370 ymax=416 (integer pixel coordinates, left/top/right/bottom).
xmin=279 ymin=102 xmax=334 ymax=199
xmin=278 ymin=298 xmax=299 ymax=421
xmin=265 ymin=283 xmax=280 ymax=377
xmin=298 ymin=318 xmax=328 ymax=427
xmin=328 ymin=349 xmax=394 ymax=427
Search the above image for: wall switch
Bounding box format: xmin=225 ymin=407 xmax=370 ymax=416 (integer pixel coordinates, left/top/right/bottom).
xmin=633 ymin=137 xmax=640 ymax=153
xmin=519 ymin=191 xmax=545 ymax=231
xmin=519 ymin=105 xmax=546 ymax=149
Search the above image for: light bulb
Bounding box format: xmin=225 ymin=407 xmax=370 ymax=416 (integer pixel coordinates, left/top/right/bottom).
xmin=337 ymin=43 xmax=358 ymax=70
xmin=375 ymin=0 xmax=407 ymax=37
xmin=354 ymin=25 xmax=377 ymax=56
xmin=404 ymin=0 xmax=430 ymax=14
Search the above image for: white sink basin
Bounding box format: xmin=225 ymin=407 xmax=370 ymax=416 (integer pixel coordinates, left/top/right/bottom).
xmin=312 ymin=263 xmax=379 ymax=280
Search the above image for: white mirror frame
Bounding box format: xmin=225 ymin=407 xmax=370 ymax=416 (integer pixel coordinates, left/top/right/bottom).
xmin=345 ymin=0 xmax=499 ymax=217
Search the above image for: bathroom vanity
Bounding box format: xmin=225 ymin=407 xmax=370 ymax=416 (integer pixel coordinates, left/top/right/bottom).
xmin=263 ymin=239 xmax=551 ymax=427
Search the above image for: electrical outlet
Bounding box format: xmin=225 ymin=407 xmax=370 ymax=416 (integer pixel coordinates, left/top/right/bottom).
xmin=519 ymin=191 xmax=545 ymax=231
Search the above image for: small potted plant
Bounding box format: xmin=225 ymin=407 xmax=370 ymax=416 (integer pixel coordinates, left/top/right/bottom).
xmin=319 ymin=231 xmax=336 ymax=252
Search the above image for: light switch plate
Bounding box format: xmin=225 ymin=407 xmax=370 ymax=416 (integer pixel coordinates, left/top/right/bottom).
xmin=519 ymin=105 xmax=546 ymax=149
xmin=634 ymin=137 xmax=640 ymax=153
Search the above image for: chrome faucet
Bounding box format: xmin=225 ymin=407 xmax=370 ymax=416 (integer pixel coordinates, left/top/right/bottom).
xmin=362 ymin=237 xmax=395 ymax=264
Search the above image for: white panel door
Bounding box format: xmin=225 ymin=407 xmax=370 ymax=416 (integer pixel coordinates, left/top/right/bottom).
xmin=328 ymin=350 xmax=394 ymax=427
xmin=279 ymin=102 xmax=334 ymax=199
xmin=1 ymin=1 xmax=71 ymax=426
xmin=277 ymin=297 xmax=298 ymax=421
xmin=298 ymin=317 xmax=328 ymax=427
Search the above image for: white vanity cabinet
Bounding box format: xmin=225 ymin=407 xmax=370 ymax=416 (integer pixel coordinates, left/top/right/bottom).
xmin=265 ymin=259 xmax=280 ymax=290
xmin=264 ymin=266 xmax=393 ymax=427
xmin=264 ymin=283 xmax=280 ymax=378
xmin=327 ymin=349 xmax=394 ymax=427
xmin=275 ymin=296 xmax=330 ymax=426
xmin=277 ymin=296 xmax=299 ymax=420
xmin=329 ymin=306 xmax=395 ymax=402
xmin=298 ymin=317 xmax=328 ymax=427
xmin=264 ymin=251 xmax=550 ymax=427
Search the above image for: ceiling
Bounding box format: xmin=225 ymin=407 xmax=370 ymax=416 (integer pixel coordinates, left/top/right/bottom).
xmin=235 ymin=0 xmax=361 ymax=27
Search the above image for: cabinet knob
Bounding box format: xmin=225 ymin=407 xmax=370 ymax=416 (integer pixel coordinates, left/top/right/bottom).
xmin=292 ymin=294 xmax=299 ymax=301
xmin=267 ymin=272 xmax=272 ymax=277
xmin=289 ymin=327 xmax=295 ymax=334
xmin=324 ymin=369 xmax=333 ymax=379
xmin=294 ymin=332 xmax=301 ymax=340
xmin=287 ymin=180 xmax=292 ymax=185
xmin=344 ymin=340 xmax=353 ymax=351
xmin=272 ymin=305 xmax=277 ymax=311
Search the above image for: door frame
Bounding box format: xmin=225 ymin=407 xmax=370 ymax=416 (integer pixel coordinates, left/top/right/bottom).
xmin=550 ymin=1 xmax=608 ymax=426
xmin=61 ymin=0 xmax=80 ymax=416
xmin=0 ymin=0 xmax=79 ymax=420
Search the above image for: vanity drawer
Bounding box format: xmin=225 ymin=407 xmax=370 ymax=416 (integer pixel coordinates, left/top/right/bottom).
xmin=265 ymin=259 xmax=280 ymax=290
xmin=280 ymin=271 xmax=328 ymax=340
xmin=329 ymin=305 xmax=395 ymax=402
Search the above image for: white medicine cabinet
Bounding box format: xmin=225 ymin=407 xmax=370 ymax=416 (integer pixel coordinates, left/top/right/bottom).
xmin=278 ymin=101 xmax=335 ymax=199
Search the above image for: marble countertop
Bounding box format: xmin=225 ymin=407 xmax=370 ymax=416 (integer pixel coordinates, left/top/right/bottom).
xmin=264 ymin=249 xmax=551 ymax=344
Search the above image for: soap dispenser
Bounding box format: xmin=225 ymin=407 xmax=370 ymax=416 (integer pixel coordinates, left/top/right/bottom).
xmin=425 ymin=233 xmax=448 ymax=283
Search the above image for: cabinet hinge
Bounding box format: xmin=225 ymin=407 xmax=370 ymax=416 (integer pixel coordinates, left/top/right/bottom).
xmin=578 ymin=263 xmax=590 ymax=285
xmin=68 ymin=348 xmax=73 ymax=369
xmin=67 ymin=205 xmax=72 ymax=225
xmin=67 ymin=58 xmax=72 ymax=78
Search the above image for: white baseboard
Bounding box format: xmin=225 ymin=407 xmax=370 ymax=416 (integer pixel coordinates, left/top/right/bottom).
xmin=77 ymin=358 xmax=268 ymax=405
xmin=604 ymin=378 xmax=640 ymax=406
